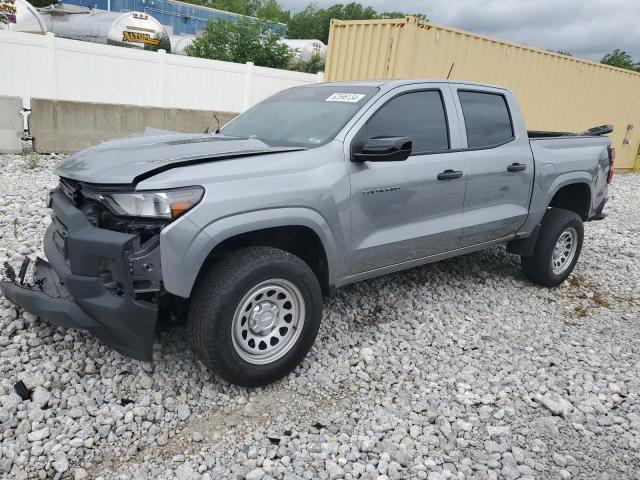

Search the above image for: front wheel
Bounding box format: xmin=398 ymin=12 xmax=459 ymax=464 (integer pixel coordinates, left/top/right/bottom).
xmin=188 ymin=247 xmax=323 ymax=387
xmin=521 ymin=208 xmax=584 ymax=287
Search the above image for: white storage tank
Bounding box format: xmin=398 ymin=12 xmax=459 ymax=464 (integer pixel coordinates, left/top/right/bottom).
xmin=280 ymin=38 xmax=327 ymax=65
xmin=169 ymin=33 xmax=196 ymax=56
xmin=0 ymin=0 xmax=48 ymax=34
xmin=41 ymin=5 xmax=171 ymax=52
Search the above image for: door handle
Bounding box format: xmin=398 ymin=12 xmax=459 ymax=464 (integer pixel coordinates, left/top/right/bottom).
xmin=507 ymin=163 xmax=527 ymax=172
xmin=437 ymin=169 xmax=463 ymax=180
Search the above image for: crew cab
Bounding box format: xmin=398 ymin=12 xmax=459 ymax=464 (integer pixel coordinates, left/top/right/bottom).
xmin=1 ymin=80 xmax=614 ymax=386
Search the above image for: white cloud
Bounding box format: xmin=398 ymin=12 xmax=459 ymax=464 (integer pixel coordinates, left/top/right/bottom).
xmin=279 ymin=0 xmax=640 ymax=61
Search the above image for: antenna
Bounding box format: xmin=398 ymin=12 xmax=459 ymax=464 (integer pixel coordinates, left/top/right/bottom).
xmin=446 ymin=62 xmax=455 ymax=79
xmin=213 ymin=113 xmax=220 ymax=134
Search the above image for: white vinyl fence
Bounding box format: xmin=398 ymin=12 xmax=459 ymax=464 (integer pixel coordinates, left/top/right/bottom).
xmin=0 ymin=30 xmax=323 ymax=112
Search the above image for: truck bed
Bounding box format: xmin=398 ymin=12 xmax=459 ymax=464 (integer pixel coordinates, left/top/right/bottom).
xmin=527 ymin=134 xmax=610 ymax=230
xmin=528 ymin=124 xmax=613 ymax=139
xmin=528 ymin=130 xmax=576 ymax=138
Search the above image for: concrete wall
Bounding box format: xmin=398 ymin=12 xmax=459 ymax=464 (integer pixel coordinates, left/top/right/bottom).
xmin=0 ymin=96 xmax=23 ymax=154
xmin=30 ymin=99 xmax=238 ymax=154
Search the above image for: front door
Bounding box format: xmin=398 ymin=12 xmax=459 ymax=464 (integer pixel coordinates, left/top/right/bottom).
xmin=346 ymin=86 xmax=467 ymax=274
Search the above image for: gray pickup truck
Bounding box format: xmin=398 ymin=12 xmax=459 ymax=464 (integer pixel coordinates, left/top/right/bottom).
xmin=1 ymin=80 xmax=613 ymax=386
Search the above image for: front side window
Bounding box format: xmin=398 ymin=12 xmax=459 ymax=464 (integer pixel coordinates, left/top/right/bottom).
xmin=221 ymin=85 xmax=378 ymax=148
xmin=366 ymin=90 xmax=450 ymax=154
xmin=458 ymin=91 xmax=514 ymax=148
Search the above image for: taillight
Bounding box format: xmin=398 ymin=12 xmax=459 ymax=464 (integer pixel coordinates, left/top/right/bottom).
xmin=607 ymin=146 xmax=615 ymax=184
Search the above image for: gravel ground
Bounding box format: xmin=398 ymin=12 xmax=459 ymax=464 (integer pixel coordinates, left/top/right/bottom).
xmin=0 ymin=152 xmax=639 ymax=480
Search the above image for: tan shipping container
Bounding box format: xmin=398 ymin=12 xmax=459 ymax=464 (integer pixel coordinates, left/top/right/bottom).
xmin=326 ymin=17 xmax=640 ymax=170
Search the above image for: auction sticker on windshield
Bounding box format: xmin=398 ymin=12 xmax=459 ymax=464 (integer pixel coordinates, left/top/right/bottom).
xmin=326 ymin=93 xmax=366 ymax=103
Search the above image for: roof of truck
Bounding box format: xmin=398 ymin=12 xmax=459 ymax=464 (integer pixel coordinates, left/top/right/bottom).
xmin=309 ymin=79 xmax=510 ymax=92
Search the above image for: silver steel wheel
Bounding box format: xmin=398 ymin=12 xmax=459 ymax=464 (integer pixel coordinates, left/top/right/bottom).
xmin=231 ymin=279 xmax=305 ymax=365
xmin=551 ymin=227 xmax=578 ymax=275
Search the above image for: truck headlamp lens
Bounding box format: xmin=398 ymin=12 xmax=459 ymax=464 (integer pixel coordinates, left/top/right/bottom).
xmin=100 ymin=187 xmax=204 ymax=219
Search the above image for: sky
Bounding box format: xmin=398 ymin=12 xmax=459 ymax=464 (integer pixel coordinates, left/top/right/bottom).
xmin=279 ymin=0 xmax=640 ymax=61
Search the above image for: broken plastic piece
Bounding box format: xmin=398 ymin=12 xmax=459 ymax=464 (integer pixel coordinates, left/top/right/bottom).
xmin=3 ymin=262 xmax=16 ymax=282
xmin=14 ymin=381 xmax=31 ymax=401
xmin=18 ymin=256 xmax=31 ymax=285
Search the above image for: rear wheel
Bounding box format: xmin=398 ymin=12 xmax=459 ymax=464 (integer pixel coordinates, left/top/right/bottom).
xmin=521 ymin=208 xmax=584 ymax=287
xmin=188 ymin=247 xmax=323 ymax=387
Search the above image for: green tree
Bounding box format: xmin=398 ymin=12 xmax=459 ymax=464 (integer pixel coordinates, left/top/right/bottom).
xmin=28 ymin=0 xmax=57 ymax=7
xmin=301 ymin=52 xmax=324 ymax=73
xmin=286 ymin=4 xmax=324 ymax=40
xmin=378 ymin=11 xmax=427 ymax=20
xmin=186 ymin=18 xmax=294 ymax=69
xmin=179 ymin=0 xmax=428 ymax=43
xmin=287 ymin=2 xmax=428 ymax=44
xmin=255 ymin=0 xmax=289 ymax=23
xmin=600 ymin=49 xmax=639 ymax=71
xmin=339 ymin=2 xmax=378 ymax=20
xmin=318 ymin=3 xmax=378 ymax=43
xmin=206 ymin=0 xmax=256 ymax=15
xmin=205 ymin=0 xmax=288 ymax=22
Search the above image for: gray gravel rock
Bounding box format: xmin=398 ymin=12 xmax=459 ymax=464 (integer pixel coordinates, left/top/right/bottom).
xmin=21 ymin=373 xmax=45 ymax=390
xmin=0 ymin=458 xmax=12 ymax=474
xmin=536 ymin=392 xmax=573 ymax=417
xmin=0 ymin=153 xmax=639 ymax=479
xmin=177 ymin=404 xmax=190 ymax=421
xmin=0 ymin=393 xmax=20 ymax=412
xmin=246 ymin=467 xmax=266 ymax=480
xmin=26 ymin=426 xmax=50 ymax=442
xmin=52 ymin=452 xmax=69 ymax=473
xmin=74 ymin=468 xmax=89 ymax=480
xmin=30 ymin=386 xmax=50 ymax=406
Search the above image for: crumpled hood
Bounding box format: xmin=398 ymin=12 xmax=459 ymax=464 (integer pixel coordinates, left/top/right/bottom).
xmin=54 ymin=130 xmax=303 ymax=185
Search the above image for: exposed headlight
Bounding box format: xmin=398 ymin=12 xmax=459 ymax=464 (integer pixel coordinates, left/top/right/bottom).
xmin=89 ymin=186 xmax=204 ymax=219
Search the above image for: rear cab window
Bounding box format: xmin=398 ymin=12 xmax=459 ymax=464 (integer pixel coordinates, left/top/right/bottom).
xmin=458 ymin=90 xmax=514 ymax=148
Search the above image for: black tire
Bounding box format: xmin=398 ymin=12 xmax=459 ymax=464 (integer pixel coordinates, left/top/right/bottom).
xmin=188 ymin=246 xmax=323 ymax=387
xmin=521 ymin=208 xmax=584 ymax=287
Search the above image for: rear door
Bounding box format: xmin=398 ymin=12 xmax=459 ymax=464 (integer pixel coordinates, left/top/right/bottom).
xmin=452 ymin=86 xmax=534 ymax=247
xmin=345 ymin=84 xmax=468 ymax=274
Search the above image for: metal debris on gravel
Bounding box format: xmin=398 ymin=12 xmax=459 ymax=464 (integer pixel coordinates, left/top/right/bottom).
xmin=0 ymin=152 xmax=639 ymax=479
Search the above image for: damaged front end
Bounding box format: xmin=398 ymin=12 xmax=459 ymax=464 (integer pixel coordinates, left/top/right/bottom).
xmin=0 ymin=179 xmax=192 ymax=361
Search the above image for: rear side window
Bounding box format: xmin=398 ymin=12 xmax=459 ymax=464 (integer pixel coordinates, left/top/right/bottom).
xmin=458 ymin=91 xmax=514 ymax=148
xmin=366 ymin=90 xmax=449 ymax=154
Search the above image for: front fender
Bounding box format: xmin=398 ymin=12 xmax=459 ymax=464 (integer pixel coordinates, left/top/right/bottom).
xmin=159 ymin=207 xmax=341 ymax=298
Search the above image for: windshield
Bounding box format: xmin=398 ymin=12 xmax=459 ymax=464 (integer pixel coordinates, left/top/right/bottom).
xmin=221 ymin=85 xmax=378 ymax=148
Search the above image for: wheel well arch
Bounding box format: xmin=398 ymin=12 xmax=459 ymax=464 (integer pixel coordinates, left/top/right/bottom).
xmin=548 ymin=182 xmax=591 ymax=220
xmin=196 ymin=225 xmax=331 ymax=296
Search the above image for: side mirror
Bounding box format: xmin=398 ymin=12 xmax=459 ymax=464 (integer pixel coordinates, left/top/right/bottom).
xmin=352 ymin=136 xmax=412 ymax=162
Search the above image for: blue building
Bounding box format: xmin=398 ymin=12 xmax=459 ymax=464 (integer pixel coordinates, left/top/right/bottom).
xmin=59 ymin=0 xmax=287 ymax=36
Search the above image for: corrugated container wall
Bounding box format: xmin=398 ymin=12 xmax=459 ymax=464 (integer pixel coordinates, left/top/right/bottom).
xmin=326 ymin=17 xmax=640 ymax=170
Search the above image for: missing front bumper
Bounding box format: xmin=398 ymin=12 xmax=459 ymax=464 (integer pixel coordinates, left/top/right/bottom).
xmin=0 ymin=188 xmax=159 ymax=361
xmin=1 ymin=257 xmax=98 ymax=329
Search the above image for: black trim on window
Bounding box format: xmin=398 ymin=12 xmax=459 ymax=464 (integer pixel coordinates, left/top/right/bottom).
xmin=457 ymin=89 xmax=515 ymax=150
xmin=459 ymin=137 xmax=516 ymax=152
